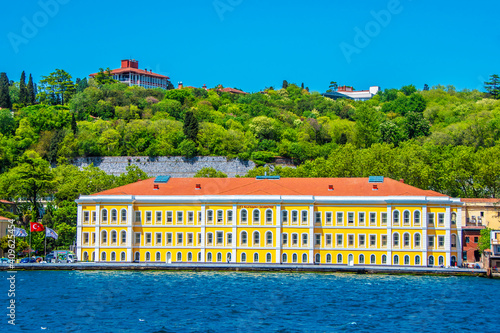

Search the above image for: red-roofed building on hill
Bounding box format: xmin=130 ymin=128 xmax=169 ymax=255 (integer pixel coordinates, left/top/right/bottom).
xmin=76 ymin=176 xmax=463 ymax=267
xmin=89 ymin=60 xmax=171 ymax=90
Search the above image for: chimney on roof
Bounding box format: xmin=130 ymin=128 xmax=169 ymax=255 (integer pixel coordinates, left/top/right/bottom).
xmin=328 ymin=185 xmax=334 ymax=191
xmin=195 ymin=184 xmax=201 ymax=190
xmin=372 ymin=184 xmax=378 ymax=190
xmin=400 ymin=179 xmax=404 ymax=183
xmin=178 ymin=82 xmax=183 ymax=89
xmin=154 ymin=184 xmax=159 ymax=190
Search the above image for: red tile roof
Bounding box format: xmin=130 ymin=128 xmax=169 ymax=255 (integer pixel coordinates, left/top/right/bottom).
xmin=461 ymin=198 xmax=500 ymax=203
xmin=89 ymin=68 xmax=170 ymax=79
xmin=0 ymin=216 xmax=10 ymax=221
xmin=92 ymin=177 xmax=448 ymax=197
xmin=0 ymin=200 xmax=13 ymax=204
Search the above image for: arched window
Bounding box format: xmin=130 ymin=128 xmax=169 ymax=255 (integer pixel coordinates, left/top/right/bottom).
xmin=451 ymin=256 xmax=456 ymax=266
xmin=292 ymin=233 xmax=298 ymax=246
xmin=241 ymin=231 xmax=248 ymax=245
xmin=451 ymin=212 xmax=457 ymax=225
xmin=414 ymin=211 xmax=421 ymax=225
xmin=393 ymin=210 xmax=400 ymax=225
xmin=404 ymin=255 xmax=410 ymax=265
xmin=414 ymin=233 xmax=421 ymax=248
xmin=291 ymin=210 xmax=298 ymax=224
xmin=101 ymin=252 xmax=106 ymax=261
xmin=438 ymin=256 xmax=444 ymax=266
xmin=302 ymin=253 xmax=307 ymax=263
xmin=403 ymin=233 xmax=410 ymax=248
xmin=111 ymin=209 xmax=118 ymax=223
xmin=111 ymin=252 xmax=116 ymax=261
xmin=359 ymin=254 xmax=365 ymax=264
xmin=207 ymin=252 xmax=212 ymax=262
xmin=226 ymin=253 xmax=231 ymax=262
xmin=382 ymin=254 xmax=387 ymax=264
xmin=253 ymin=253 xmax=259 ymax=263
xmin=120 ymin=231 xmax=127 ymax=244
xmin=403 ymin=211 xmax=410 ymax=225
xmin=156 ymin=252 xmax=161 ymax=261
xmin=101 ymin=209 xmax=108 ymax=223
xmin=337 ymin=254 xmax=343 ymax=264
xmin=266 ymin=253 xmax=272 ymax=263
xmin=292 ymin=253 xmax=298 ymax=263
xmin=429 ymin=255 xmax=434 ymax=266
xmin=83 ymin=252 xmax=88 ymax=261
xmin=282 ymin=253 xmax=288 ymax=263
xmin=176 ymin=252 xmax=182 ymax=262
xmin=415 ymin=255 xmax=421 ymax=265
xmin=393 ymin=233 xmax=400 ymax=247
xmin=315 ymin=253 xmax=320 ymax=263
xmin=145 ymin=252 xmax=151 ymax=261
xmin=253 ymin=231 xmax=260 ymax=246
xmin=217 ymin=252 xmax=222 ymax=262
xmin=266 ymin=209 xmax=273 ymax=224
xmin=120 ymin=252 xmax=125 ymax=261
xmin=120 ymin=209 xmax=127 ymax=223
xmin=451 ymin=234 xmax=457 ymax=248
xmin=111 ymin=230 xmax=117 ymax=244
xmin=101 ymin=230 xmax=108 ymax=244
xmin=302 ymin=233 xmax=308 ymax=246
xmin=134 ymin=252 xmax=140 ymax=261
xmin=326 ymin=254 xmax=332 ymax=263
xmin=370 ymin=254 xmax=376 ymax=264
xmin=393 ymin=255 xmax=399 ymax=265
xmin=266 ymin=231 xmax=273 ymax=246
xmin=166 ymin=252 xmax=171 ymax=263
xmin=187 ymin=252 xmax=192 ymax=262
xmin=241 ymin=209 xmax=248 ymax=223
xmin=197 ymin=252 xmax=201 ymax=262
xmin=241 ymin=253 xmax=246 ymax=262
xmin=253 ymin=209 xmax=260 ymax=224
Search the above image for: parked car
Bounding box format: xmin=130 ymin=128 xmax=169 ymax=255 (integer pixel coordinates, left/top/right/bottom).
xmin=20 ymin=257 xmax=37 ymax=263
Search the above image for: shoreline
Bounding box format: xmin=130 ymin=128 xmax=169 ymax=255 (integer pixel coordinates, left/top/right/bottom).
xmin=1 ymin=263 xmax=495 ymax=277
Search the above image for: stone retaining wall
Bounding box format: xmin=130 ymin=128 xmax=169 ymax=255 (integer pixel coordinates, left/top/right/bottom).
xmin=71 ymin=156 xmax=258 ymax=177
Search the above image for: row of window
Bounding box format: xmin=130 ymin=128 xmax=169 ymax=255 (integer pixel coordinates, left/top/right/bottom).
xmin=83 ymin=208 xmax=457 ymax=227
xmin=84 ymin=251 xmax=452 ymax=266
xmin=85 ymin=230 xmax=458 ymax=249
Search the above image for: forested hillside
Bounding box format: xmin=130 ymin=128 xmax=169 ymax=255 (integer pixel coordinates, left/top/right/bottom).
xmin=0 ymin=70 xmax=500 ymax=251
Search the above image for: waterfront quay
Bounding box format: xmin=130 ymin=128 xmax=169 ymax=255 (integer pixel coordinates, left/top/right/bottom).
xmin=2 ymin=262 xmax=492 ymax=277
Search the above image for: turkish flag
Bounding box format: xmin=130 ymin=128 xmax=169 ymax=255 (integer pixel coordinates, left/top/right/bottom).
xmin=30 ymin=222 xmax=45 ymax=232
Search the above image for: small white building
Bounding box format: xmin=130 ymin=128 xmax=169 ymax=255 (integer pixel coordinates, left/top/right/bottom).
xmin=336 ymin=85 xmax=380 ymax=101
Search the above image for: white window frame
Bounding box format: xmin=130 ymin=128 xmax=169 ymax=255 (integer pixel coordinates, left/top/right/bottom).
xmin=358 ymin=212 xmax=365 ymax=226
xmin=336 ymin=212 xmax=344 ymax=226
xmin=369 ymin=212 xmax=376 ymax=226
xmin=325 ymin=212 xmax=333 ymax=226
xmin=177 ymin=211 xmax=184 ymax=225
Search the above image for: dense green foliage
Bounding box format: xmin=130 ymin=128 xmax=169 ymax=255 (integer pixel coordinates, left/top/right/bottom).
xmin=478 ymin=227 xmax=492 ymax=254
xmin=1 ymin=68 xmax=500 ymax=255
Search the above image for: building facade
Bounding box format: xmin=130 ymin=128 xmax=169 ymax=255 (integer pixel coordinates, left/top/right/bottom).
xmin=89 ymin=60 xmax=171 ymax=90
xmin=461 ymin=198 xmax=500 ymax=229
xmin=75 ymin=177 xmax=462 ymax=266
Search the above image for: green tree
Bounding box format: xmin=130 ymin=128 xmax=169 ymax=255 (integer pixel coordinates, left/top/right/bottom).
xmin=39 ymin=69 xmax=76 ymax=105
xmin=404 ymin=112 xmax=430 ymax=139
xmin=478 ymin=227 xmax=491 ymax=254
xmin=19 ymin=71 xmax=28 ymax=104
xmin=0 ymin=72 xmax=11 ymax=109
xmin=354 ymin=104 xmax=381 ymax=148
xmin=27 ymin=73 xmax=36 ymax=104
xmin=183 ymin=111 xmax=199 ymax=141
xmin=484 ymin=74 xmax=500 ymax=99
xmin=0 ymin=151 xmax=56 ymax=222
xmin=401 ymin=84 xmax=417 ymax=96
xmin=194 ymin=167 xmax=227 ymax=178
xmin=93 ymin=68 xmax=117 ymax=85
xmin=327 ymin=81 xmax=338 ymax=92
xmin=282 ymin=80 xmax=288 ymax=89
xmin=178 ymin=139 xmax=197 ymax=158
xmin=76 ymin=77 xmax=89 ymax=93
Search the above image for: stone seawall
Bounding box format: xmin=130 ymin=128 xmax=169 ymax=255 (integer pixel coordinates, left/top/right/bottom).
xmin=71 ymin=156 xmax=258 ymax=177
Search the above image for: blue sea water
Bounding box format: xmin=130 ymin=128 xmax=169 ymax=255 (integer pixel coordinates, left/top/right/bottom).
xmin=1 ymin=271 xmax=499 ymax=332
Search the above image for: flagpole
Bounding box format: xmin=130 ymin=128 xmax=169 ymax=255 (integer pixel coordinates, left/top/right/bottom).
xmin=44 ymin=231 xmax=47 ymax=257
xmin=29 ymin=223 xmax=31 ymax=259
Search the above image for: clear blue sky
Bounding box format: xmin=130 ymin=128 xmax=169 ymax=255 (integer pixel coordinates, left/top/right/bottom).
xmin=1 ymin=0 xmax=499 ymax=93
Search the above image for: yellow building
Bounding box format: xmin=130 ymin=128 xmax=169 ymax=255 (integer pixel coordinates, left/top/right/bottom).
xmin=76 ymin=176 xmax=463 ymax=267
xmin=461 ymin=198 xmax=500 ymax=229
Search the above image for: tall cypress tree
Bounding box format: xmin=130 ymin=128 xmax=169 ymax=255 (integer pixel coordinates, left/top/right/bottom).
xmin=0 ymin=72 xmax=12 ymax=109
xmin=27 ymin=74 xmax=36 ymax=104
xmin=183 ymin=111 xmax=199 ymax=141
xmin=19 ymin=71 xmax=28 ymax=104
